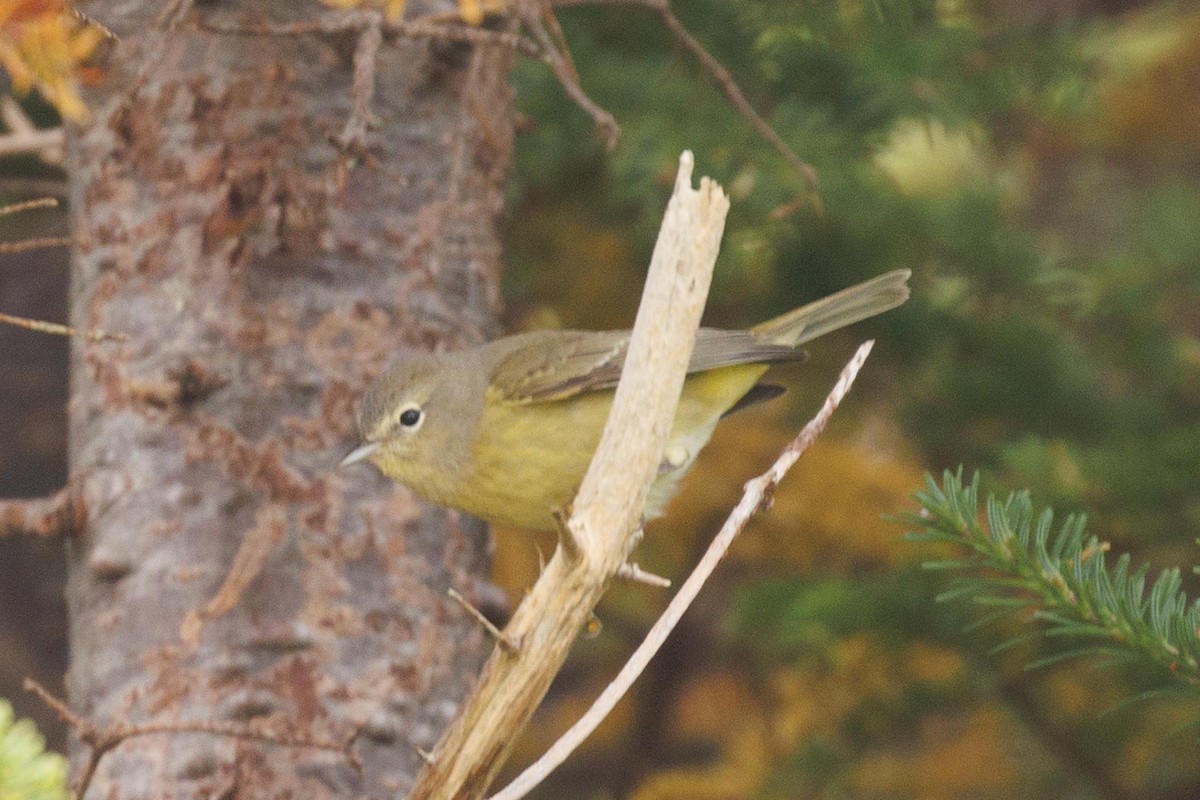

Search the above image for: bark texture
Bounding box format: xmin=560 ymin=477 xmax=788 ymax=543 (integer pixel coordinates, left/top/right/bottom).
xmin=66 ymin=3 xmax=512 ymax=796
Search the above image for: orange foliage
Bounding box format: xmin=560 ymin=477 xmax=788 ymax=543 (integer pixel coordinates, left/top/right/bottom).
xmin=650 ymin=403 xmax=924 ymax=574
xmin=1092 ymin=12 xmax=1200 ymax=158
xmin=629 ymin=728 xmax=771 ymax=800
xmin=851 ymin=706 xmax=1030 ymax=797
xmin=630 ymin=671 xmax=771 ymax=800
xmin=507 ymin=204 xmax=644 ymax=333
xmin=502 ymin=672 xmax=637 ymax=768
xmin=624 ymin=635 xmax=980 ymax=798
xmin=0 ymin=0 xmax=103 ymax=121
xmin=320 ymin=0 xmax=408 ymax=23
xmin=318 ymin=0 xmax=506 ymax=25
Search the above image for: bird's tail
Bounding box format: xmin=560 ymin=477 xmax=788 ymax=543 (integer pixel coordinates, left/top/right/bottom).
xmin=751 ymin=269 xmax=911 ymax=346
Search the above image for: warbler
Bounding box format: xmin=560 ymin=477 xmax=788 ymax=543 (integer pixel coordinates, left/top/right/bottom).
xmin=341 ymin=269 xmax=910 ymax=530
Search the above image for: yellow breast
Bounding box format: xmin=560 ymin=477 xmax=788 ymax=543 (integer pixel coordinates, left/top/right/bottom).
xmin=453 ymin=364 xmax=769 ymax=531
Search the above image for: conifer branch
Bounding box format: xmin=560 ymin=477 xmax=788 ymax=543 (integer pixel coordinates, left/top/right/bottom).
xmin=904 ymin=470 xmax=1200 ymax=686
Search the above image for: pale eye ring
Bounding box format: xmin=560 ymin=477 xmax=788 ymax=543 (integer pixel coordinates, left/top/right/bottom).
xmin=398 ymin=405 xmax=423 ymax=429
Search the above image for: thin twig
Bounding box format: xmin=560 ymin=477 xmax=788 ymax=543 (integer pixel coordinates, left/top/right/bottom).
xmin=25 ymin=679 xmax=87 ymax=730
xmin=25 ymin=677 xmax=361 ymax=799
xmin=155 ymin=0 xmax=196 ymax=29
xmin=0 ymin=97 xmax=64 ymax=164
xmin=547 ymin=0 xmax=819 ymax=191
xmin=615 ymin=561 xmax=671 ymax=588
xmin=523 ymin=9 xmax=619 ymax=148
xmin=203 ymin=7 xmax=613 ymax=151
xmin=654 ymin=8 xmax=818 ymax=192
xmin=24 ymin=678 xmax=102 ymax=794
xmin=449 ymin=588 xmax=518 ymax=653
xmin=71 ymin=8 xmax=119 ymax=39
xmin=335 ymin=16 xmax=383 ymax=150
xmin=0 ymin=485 xmax=85 ymax=538
xmin=489 ymin=340 xmax=874 ymax=800
xmin=201 ymin=14 xmax=542 ymax=58
xmin=538 ymin=6 xmax=579 ymax=83
xmin=0 ymin=117 xmax=63 ymax=164
xmin=0 ymin=312 xmax=128 ymax=343
xmin=400 ymin=19 xmax=543 ymax=59
xmin=202 ymin=2 xmax=812 ymax=187
xmin=0 ymin=236 xmax=71 ymax=254
xmin=0 ymin=197 xmax=58 ymax=215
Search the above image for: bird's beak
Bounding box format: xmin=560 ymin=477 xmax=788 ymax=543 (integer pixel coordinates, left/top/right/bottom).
xmin=339 ymin=442 xmax=381 ymax=468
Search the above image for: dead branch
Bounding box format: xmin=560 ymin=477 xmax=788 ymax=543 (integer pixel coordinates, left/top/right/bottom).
xmin=397 ymin=19 xmax=542 ymax=59
xmin=548 ymin=0 xmax=819 ymax=190
xmin=155 ymin=0 xmax=196 ymax=29
xmin=0 ymin=312 xmax=128 ymax=343
xmin=449 ymin=588 xmax=518 ymax=653
xmin=71 ymin=8 xmax=118 ymax=40
xmin=199 ymin=4 xmax=807 ymax=182
xmin=0 ymin=485 xmax=85 ymax=538
xmin=0 ymin=197 xmax=58 ymax=215
xmin=25 ymin=678 xmax=359 ymax=800
xmin=0 ymin=236 xmax=71 ymax=254
xmin=0 ymin=97 xmax=64 ymax=165
xmin=489 ymin=340 xmax=875 ymax=800
xmin=334 ymin=17 xmax=383 ymax=150
xmin=200 ymin=12 xmax=541 ymax=57
xmin=653 ymin=8 xmax=818 ymax=193
xmin=406 ymin=151 xmax=727 ymax=800
xmin=521 ymin=6 xmax=619 ymax=148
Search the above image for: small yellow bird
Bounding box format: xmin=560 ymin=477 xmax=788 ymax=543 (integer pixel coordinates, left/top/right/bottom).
xmin=341 ymin=269 xmax=910 ymax=531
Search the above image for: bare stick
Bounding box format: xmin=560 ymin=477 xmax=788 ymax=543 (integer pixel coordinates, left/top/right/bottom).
xmin=399 ymin=19 xmax=542 ymax=59
xmin=155 ymin=0 xmax=195 ymax=29
xmin=616 ymin=561 xmax=671 ymax=588
xmin=407 ymin=150 xmax=727 ymax=800
xmin=547 ymin=0 xmax=818 ymax=190
xmin=0 ymin=97 xmax=64 ymax=164
xmin=71 ymin=8 xmax=118 ymax=39
xmin=0 ymin=197 xmax=58 ymax=215
xmin=334 ymin=17 xmax=383 ymax=150
xmin=450 ymin=588 xmax=519 ymax=653
xmin=0 ymin=485 xmax=85 ymax=538
xmin=654 ymin=8 xmax=817 ymax=193
xmin=523 ymin=10 xmax=619 ymax=148
xmin=0 ymin=236 xmax=71 ymax=254
xmin=201 ymin=14 xmax=541 ymax=58
xmin=0 ymin=312 xmax=128 ymax=343
xmin=25 ymin=677 xmax=358 ymax=800
xmin=490 ymin=340 xmax=874 ymax=800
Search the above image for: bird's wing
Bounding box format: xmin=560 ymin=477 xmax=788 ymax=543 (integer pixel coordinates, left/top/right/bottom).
xmin=489 ymin=328 xmax=804 ymax=405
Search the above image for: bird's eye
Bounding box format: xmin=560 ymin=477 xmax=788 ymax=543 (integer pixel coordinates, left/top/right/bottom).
xmin=399 ymin=407 xmax=423 ymax=428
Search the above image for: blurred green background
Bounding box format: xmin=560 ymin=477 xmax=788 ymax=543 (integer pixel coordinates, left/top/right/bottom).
xmin=4 ymin=0 xmax=1200 ymax=797
xmin=490 ymin=1 xmax=1200 ymax=797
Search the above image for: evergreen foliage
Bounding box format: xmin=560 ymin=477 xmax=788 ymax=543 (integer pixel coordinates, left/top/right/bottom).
xmin=906 ymin=469 xmax=1200 ymax=686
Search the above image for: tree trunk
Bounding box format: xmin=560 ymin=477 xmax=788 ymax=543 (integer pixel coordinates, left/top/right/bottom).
xmin=66 ymin=3 xmax=512 ymax=796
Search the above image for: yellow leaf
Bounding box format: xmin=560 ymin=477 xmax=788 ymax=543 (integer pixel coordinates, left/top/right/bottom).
xmin=320 ymin=0 xmax=406 ymax=23
xmin=0 ymin=5 xmax=103 ymax=122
